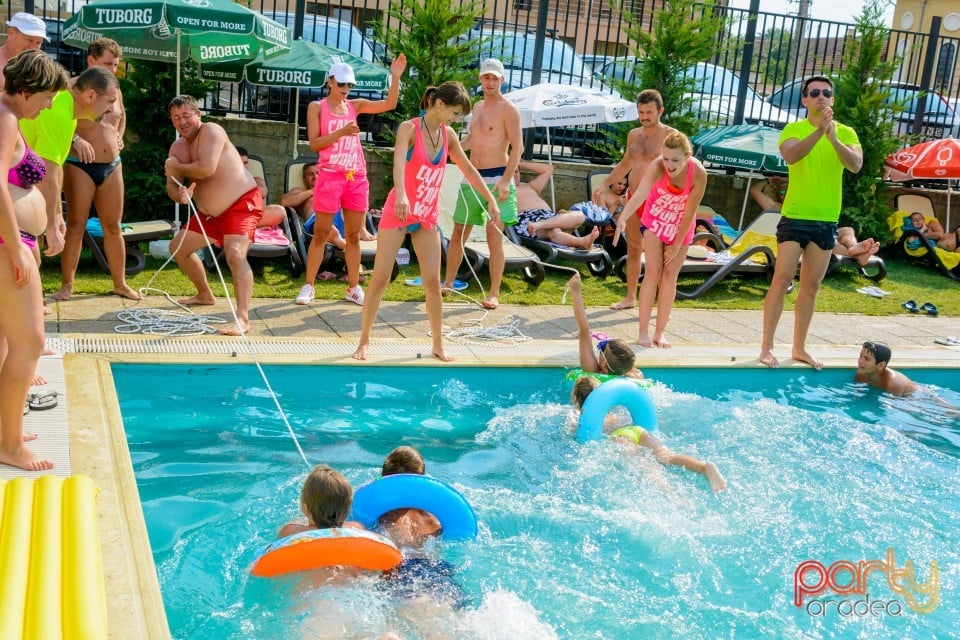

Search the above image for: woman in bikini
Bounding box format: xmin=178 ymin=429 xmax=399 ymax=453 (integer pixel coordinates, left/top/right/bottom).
xmin=353 ymin=82 xmax=499 ymax=362
xmin=0 ymin=50 xmax=68 ymax=471
xmin=613 ymin=132 xmax=707 ymax=348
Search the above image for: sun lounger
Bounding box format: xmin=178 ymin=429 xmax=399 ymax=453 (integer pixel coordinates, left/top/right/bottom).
xmin=513 ymin=219 xmax=613 ymax=278
xmin=82 ymin=217 xmax=174 ymax=276
xmin=886 ymin=209 xmax=960 ymax=281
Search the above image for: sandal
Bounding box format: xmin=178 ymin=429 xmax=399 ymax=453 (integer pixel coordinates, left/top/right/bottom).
xmin=27 ymin=390 xmax=59 ymax=411
xmin=901 ymin=300 xmax=918 ymax=313
xmin=920 ymin=302 xmax=939 ymax=316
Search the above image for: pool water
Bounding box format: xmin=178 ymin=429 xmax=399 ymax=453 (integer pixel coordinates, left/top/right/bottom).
xmin=113 ymin=364 xmax=960 ymax=640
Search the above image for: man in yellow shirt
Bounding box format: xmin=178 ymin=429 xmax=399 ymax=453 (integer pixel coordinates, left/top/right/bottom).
xmin=759 ymin=76 xmax=862 ymax=370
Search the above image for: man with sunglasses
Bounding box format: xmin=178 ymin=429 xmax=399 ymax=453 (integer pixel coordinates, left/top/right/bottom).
xmin=759 ymin=76 xmax=862 ymax=370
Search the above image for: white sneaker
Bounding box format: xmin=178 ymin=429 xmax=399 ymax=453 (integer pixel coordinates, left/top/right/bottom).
xmin=295 ymin=284 xmax=315 ymax=305
xmin=345 ymin=285 xmax=365 ymax=306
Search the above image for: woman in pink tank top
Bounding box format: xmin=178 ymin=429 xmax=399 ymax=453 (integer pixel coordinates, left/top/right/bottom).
xmin=0 ymin=50 xmax=68 ymax=473
xmin=353 ymin=82 xmax=499 ymax=363
xmin=613 ymin=132 xmax=707 ymax=348
xmin=296 ymin=54 xmax=407 ymax=308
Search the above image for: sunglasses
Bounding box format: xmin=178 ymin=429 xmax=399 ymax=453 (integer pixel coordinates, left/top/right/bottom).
xmin=805 ymin=88 xmax=833 ymax=98
xmin=335 ymin=81 xmax=355 ymax=89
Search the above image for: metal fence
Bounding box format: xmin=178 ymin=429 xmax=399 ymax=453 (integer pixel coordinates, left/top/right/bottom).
xmin=10 ymin=0 xmax=960 ymax=162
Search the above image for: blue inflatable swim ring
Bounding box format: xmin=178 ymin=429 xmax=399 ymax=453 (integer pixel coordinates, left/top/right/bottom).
xmin=577 ymin=377 xmax=658 ymax=442
xmin=350 ymin=474 xmax=478 ymax=540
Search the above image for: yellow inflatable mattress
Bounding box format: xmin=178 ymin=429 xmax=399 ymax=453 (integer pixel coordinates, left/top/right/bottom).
xmin=0 ymin=475 xmax=107 ymax=639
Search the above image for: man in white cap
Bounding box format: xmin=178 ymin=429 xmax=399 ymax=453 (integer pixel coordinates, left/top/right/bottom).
xmin=0 ymin=13 xmax=48 ymax=89
xmin=442 ymin=57 xmax=521 ymax=309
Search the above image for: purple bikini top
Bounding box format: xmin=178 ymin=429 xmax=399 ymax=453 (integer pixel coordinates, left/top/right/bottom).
xmin=8 ymin=135 xmax=46 ymax=188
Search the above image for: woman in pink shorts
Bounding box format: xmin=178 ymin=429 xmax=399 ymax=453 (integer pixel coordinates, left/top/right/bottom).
xmin=613 ymin=132 xmax=707 ymax=348
xmin=0 ymin=51 xmax=68 ymax=472
xmin=295 ymin=55 xmax=407 ymax=307
xmin=353 ymin=82 xmax=499 ymax=362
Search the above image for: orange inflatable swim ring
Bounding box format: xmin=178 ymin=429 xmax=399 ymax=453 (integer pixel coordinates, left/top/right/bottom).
xmin=251 ymin=527 xmax=402 ymax=577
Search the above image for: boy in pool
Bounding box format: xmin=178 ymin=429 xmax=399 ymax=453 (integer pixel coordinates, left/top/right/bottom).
xmin=570 ymin=377 xmax=727 ymax=492
xmin=855 ymin=341 xmax=918 ymax=396
xmin=277 ymin=464 xmax=364 ymax=539
xmin=568 ymin=272 xmax=643 ymax=379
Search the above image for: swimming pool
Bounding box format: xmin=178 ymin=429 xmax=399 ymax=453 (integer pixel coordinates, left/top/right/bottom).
xmin=113 ymin=364 xmax=960 ymax=639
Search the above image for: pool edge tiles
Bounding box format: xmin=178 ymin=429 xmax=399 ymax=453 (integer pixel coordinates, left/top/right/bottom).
xmin=65 ymin=354 xmax=171 ymax=640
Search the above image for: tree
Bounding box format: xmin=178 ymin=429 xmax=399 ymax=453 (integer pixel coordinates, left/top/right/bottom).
xmin=763 ymin=28 xmax=794 ymax=88
xmin=599 ymin=0 xmax=728 ymax=162
xmin=831 ymin=0 xmax=904 ymax=242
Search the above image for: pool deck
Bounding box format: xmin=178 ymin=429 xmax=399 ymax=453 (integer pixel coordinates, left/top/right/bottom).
xmin=7 ymin=295 xmax=960 ymax=639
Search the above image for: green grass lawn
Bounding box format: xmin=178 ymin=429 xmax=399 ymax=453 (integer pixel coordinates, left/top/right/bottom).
xmin=41 ymin=247 xmax=956 ymax=316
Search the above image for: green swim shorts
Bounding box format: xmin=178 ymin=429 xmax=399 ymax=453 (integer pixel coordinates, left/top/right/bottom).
xmin=453 ymin=182 xmax=518 ymax=227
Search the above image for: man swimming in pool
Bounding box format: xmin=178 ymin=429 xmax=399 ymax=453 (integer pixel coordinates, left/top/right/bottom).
xmin=855 ymin=341 xmax=918 ymax=396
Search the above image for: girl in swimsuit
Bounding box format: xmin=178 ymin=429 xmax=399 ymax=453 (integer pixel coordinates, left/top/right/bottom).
xmin=613 ymin=132 xmax=707 ymax=348
xmin=353 ymin=82 xmax=499 ymax=363
xmin=0 ymin=50 xmax=68 ymax=472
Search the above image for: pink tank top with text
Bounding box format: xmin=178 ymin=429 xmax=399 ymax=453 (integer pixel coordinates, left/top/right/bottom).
xmin=640 ymin=158 xmax=696 ymax=245
xmin=379 ymin=118 xmax=449 ymax=231
xmin=317 ymin=98 xmax=366 ymax=174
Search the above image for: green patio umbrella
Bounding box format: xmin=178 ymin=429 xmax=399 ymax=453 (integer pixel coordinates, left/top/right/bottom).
xmin=62 ymin=0 xmax=291 ymax=94
xmin=692 ymin=124 xmax=787 ymax=229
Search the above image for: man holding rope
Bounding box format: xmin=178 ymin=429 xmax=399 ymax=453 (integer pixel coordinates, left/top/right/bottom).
xmin=164 ymin=95 xmax=262 ymax=336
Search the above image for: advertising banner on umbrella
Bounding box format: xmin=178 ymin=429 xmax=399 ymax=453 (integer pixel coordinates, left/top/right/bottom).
xmin=886 ymin=137 xmax=960 ymax=227
xmin=503 ymin=83 xmax=638 ymax=129
xmin=62 ymin=0 xmax=291 ymax=67
xmin=199 ymin=39 xmax=389 ymax=90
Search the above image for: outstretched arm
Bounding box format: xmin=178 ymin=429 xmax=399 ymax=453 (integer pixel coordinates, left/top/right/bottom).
xmin=569 ymin=273 xmax=601 ymax=372
xmin=354 ymin=54 xmax=407 ymax=115
xmin=613 ymin=159 xmax=661 ymax=246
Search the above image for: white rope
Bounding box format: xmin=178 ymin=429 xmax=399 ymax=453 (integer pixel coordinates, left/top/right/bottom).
xmin=118 ymin=179 xmax=311 ymax=470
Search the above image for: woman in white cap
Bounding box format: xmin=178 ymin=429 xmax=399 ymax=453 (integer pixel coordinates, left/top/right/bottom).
xmin=295 ymin=54 xmax=407 ymax=308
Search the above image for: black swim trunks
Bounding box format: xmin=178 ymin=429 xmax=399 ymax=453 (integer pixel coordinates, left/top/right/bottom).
xmin=382 ymin=557 xmax=467 ymax=609
xmin=776 ymin=217 xmax=837 ymax=251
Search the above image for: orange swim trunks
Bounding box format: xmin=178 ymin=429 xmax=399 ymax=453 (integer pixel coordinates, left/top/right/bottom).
xmin=185 ymin=187 xmax=263 ymax=245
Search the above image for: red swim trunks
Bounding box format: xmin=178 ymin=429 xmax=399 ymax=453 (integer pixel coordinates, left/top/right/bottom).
xmin=185 ymin=187 xmax=263 ymax=245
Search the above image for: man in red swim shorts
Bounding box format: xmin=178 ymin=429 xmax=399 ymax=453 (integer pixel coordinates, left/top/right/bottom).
xmin=164 ymin=95 xmax=263 ymax=336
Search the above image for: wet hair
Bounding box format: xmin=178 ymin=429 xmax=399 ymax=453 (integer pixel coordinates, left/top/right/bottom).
xmin=601 ymin=338 xmax=636 ymax=376
xmin=802 ymin=75 xmax=833 ymax=96
xmin=636 ymin=89 xmax=663 ymax=110
xmin=419 ymin=81 xmax=472 ymax=114
xmin=572 ymin=376 xmax=601 ymax=409
xmin=87 ymin=38 xmax=121 ymax=60
xmin=663 ymin=131 xmax=693 ymax=157
xmin=74 ymin=65 xmax=117 ymax=94
xmin=3 ymin=49 xmax=68 ymax=96
xmin=167 ymin=94 xmax=201 ymax=113
xmin=300 ymin=464 xmax=353 ymax=528
xmin=382 ymin=446 xmax=425 ymax=476
xmin=235 ymin=146 xmax=249 ymax=157
xmin=863 ymin=341 xmax=892 ymax=366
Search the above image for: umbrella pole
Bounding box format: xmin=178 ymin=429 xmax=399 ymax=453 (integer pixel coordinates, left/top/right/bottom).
xmin=174 ymin=30 xmax=182 ymax=230
xmin=738 ymin=172 xmax=755 ymax=231
xmin=948 ymin=182 xmax=953 ymax=230
xmin=546 ymin=127 xmax=556 ymax=211
xmin=293 ymin=88 xmax=300 ymax=159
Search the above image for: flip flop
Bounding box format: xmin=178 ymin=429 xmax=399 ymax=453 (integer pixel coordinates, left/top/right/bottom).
xmin=921 ymin=302 xmax=939 ymax=316
xmin=27 ymin=390 xmax=58 ymax=411
xmin=23 ymin=401 xmax=30 ymax=416
xmin=406 ymin=278 xmax=468 ymax=292
xmin=901 ymin=300 xmax=918 ymax=313
xmin=934 ymin=337 xmax=960 ymax=346
xmin=856 ymin=287 xmax=883 ymax=298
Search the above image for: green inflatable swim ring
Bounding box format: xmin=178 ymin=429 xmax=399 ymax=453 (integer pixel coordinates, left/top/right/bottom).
xmin=564 ymin=368 xmax=652 ymax=388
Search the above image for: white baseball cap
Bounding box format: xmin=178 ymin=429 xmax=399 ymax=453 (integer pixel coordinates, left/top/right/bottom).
xmin=479 ymin=58 xmax=504 ymax=78
xmin=6 ymin=12 xmax=48 ymax=41
xmin=328 ymin=62 xmax=356 ymax=84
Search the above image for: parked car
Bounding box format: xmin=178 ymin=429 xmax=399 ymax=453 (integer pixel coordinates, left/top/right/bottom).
xmin=43 ymin=18 xmax=85 ymax=75
xmin=597 ymin=58 xmax=793 ymax=128
xmin=766 ymin=78 xmax=960 ymax=139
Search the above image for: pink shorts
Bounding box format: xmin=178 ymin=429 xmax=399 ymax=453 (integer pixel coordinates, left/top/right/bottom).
xmin=186 ymin=187 xmax=263 ymax=245
xmin=313 ymin=168 xmax=369 ymax=213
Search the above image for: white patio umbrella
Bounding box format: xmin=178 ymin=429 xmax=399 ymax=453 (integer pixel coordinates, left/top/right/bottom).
xmin=501 ymin=83 xmax=638 ymax=209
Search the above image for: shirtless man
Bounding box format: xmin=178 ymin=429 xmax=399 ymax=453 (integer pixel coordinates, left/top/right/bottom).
xmin=592 ymin=89 xmax=675 ymax=310
xmin=514 ymin=161 xmax=599 ymax=249
xmin=442 ymin=58 xmax=517 ymax=309
xmin=164 ymin=95 xmax=263 ymax=336
xmin=908 ymin=211 xmax=959 ymax=252
xmin=855 ymin=341 xmax=917 ymax=396
xmin=55 ymin=39 xmax=139 ymax=301
xmin=0 ymin=13 xmax=47 ymax=89
xmin=234 ymin=146 xmax=285 ymax=228
xmin=280 ymin=161 xmax=319 ymax=221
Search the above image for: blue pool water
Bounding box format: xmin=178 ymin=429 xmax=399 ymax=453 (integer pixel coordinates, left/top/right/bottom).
xmin=113 ymin=364 xmax=960 ymax=640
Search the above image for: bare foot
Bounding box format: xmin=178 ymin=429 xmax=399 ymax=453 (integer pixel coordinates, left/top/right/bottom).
xmin=704 ymin=462 xmax=727 ymax=492
xmin=219 ymin=321 xmax=250 ymax=337
xmin=610 ymin=298 xmax=636 ymax=310
xmin=432 ymin=348 xmax=454 ymax=362
xmin=43 ymin=305 xmax=53 ymax=316
xmin=481 ymin=295 xmax=499 ymax=310
xmin=637 ymin=334 xmax=652 ymax=348
xmin=352 ymin=344 xmax=368 ymax=360
xmin=526 ymin=221 xmax=538 ymax=237
xmin=177 ymin=294 xmax=216 ymax=306
xmin=40 ymin=347 xmax=55 ymax=356
xmin=759 ymin=350 xmax=779 ymax=368
xmin=652 ymin=335 xmax=671 ymax=348
xmin=856 ymin=240 xmax=880 ymax=266
xmin=24 ymin=432 xmax=38 ymax=442
xmin=113 ymin=284 xmax=144 ymax=301
xmin=52 ymin=285 xmax=73 ymax=301
xmin=0 ymin=446 xmax=54 ymax=471
xmin=577 ymin=226 xmax=601 ymax=248
xmin=791 ymin=349 xmax=823 ymax=371
xmin=846 ymin=238 xmax=873 ymax=256
xmin=32 ymin=374 xmax=47 ymax=385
